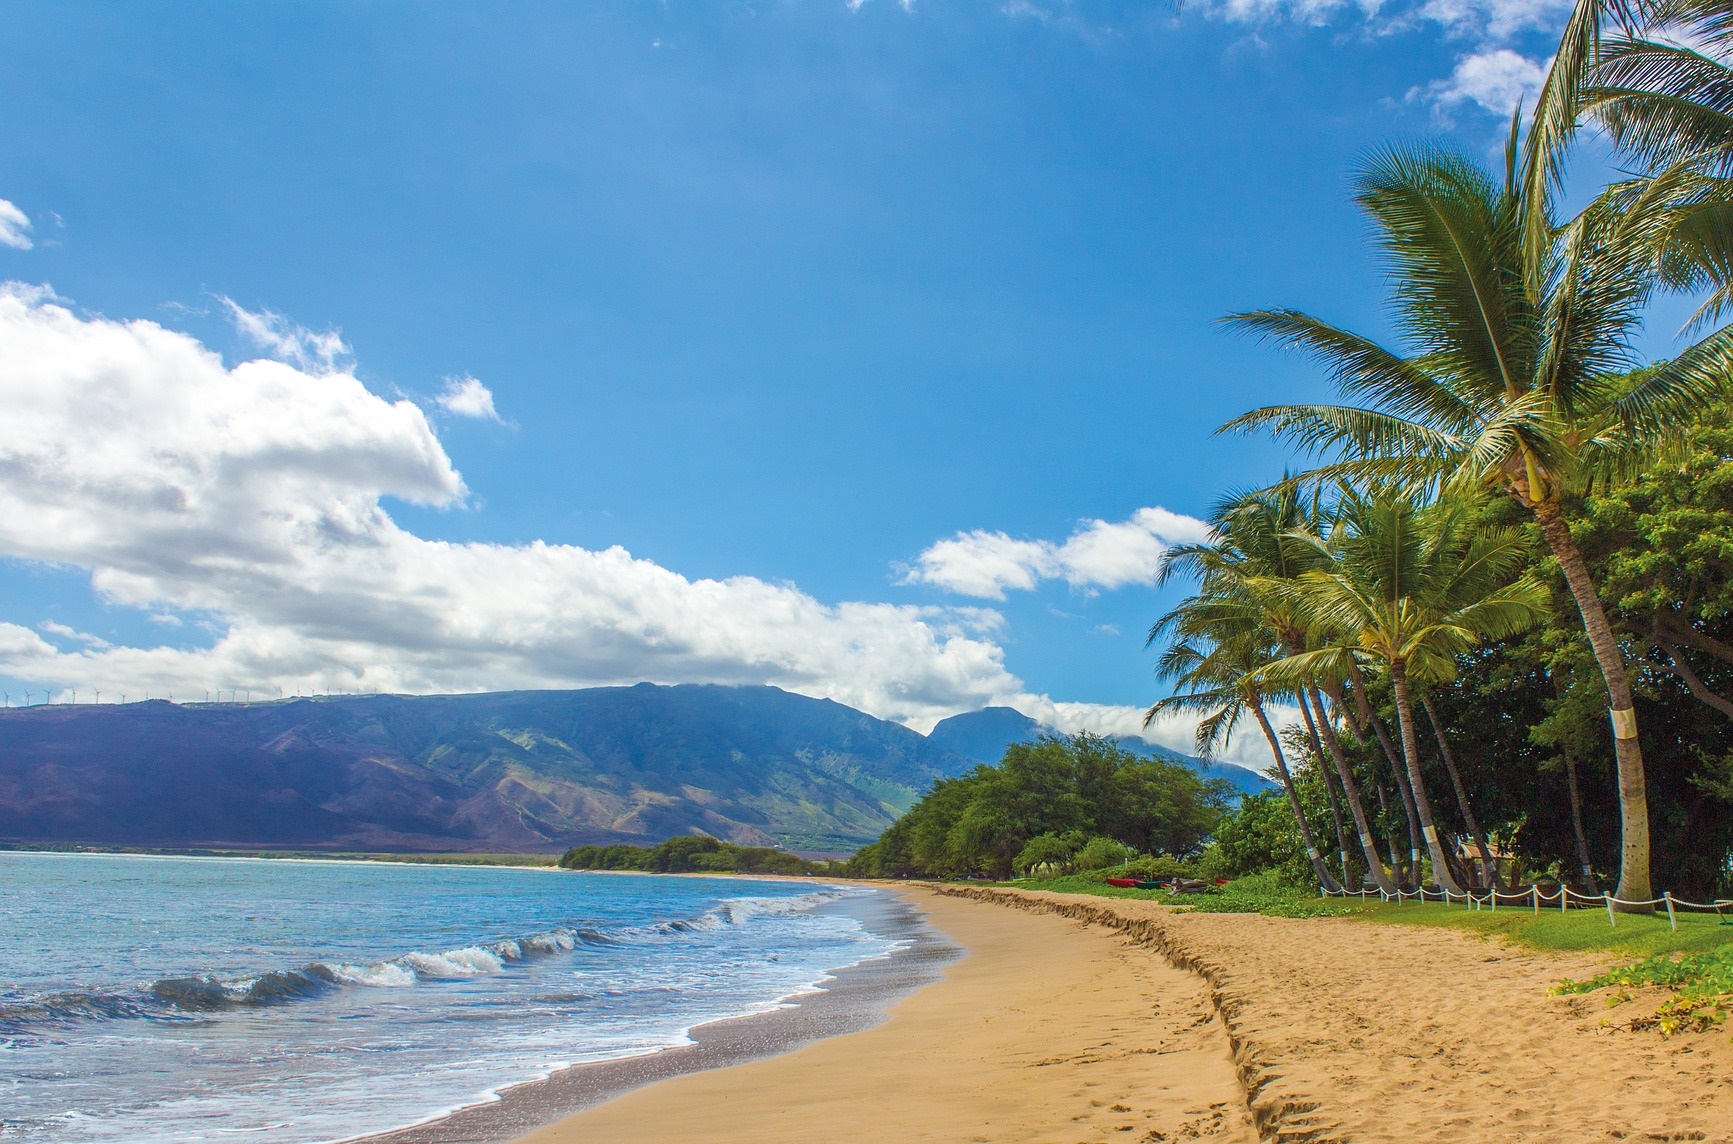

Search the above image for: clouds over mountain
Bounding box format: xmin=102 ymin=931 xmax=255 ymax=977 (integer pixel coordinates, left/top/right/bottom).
xmin=0 ymin=284 xmax=1273 ymax=760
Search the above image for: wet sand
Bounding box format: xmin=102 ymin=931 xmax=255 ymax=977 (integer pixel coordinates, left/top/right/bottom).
xmin=369 ymin=884 xmax=1733 ymax=1143
xmin=354 ymin=890 xmax=957 ymax=1144
xmin=515 ymin=887 xmax=1257 ymax=1144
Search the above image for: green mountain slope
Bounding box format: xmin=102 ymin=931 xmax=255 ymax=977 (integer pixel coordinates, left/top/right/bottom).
xmin=0 ymin=684 xmax=975 ymax=853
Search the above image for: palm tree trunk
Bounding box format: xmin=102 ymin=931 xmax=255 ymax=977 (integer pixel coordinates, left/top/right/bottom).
xmin=1420 ymin=694 xmax=1499 ymax=890
xmin=1339 ymin=671 xmax=1425 ymax=881
xmin=1249 ymin=693 xmax=1341 ymax=892
xmin=1297 ymin=690 xmax=1355 ymax=885
xmin=1372 ymin=779 xmax=1405 ymax=882
xmin=1305 ymin=684 xmax=1396 ymax=894
xmin=1532 ymin=500 xmax=1653 ymax=910
xmin=1365 ymin=714 xmax=1421 ymax=884
xmin=1387 ymin=663 xmax=1463 ymax=895
xmin=1563 ymin=746 xmax=1597 ymax=891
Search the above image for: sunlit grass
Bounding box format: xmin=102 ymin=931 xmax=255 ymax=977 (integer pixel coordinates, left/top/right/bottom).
xmin=1347 ymin=899 xmax=1733 ymax=959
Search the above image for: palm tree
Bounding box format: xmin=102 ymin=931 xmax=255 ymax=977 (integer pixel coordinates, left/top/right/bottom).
xmin=1250 ymin=489 xmax=1550 ymax=895
xmin=1525 ymin=0 xmax=1733 ymax=317
xmin=1222 ymin=133 xmax=1733 ymax=905
xmin=1148 ymin=633 xmax=1343 ymax=892
xmin=1158 ymin=488 xmax=1398 ymax=893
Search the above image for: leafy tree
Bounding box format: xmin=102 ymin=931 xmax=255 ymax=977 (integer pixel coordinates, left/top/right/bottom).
xmin=1204 ymin=790 xmax=1316 ymax=885
xmin=1148 ymin=631 xmax=1343 ymax=890
xmin=1157 ymin=486 xmax=1397 ymax=891
xmin=1223 ymin=134 xmax=1733 ymax=905
xmin=1254 ymin=488 xmax=1549 ymax=893
xmin=1074 ymin=835 xmax=1136 ymax=871
xmin=1014 ymin=831 xmax=1083 ymax=875
xmin=851 ymin=734 xmax=1230 ymax=880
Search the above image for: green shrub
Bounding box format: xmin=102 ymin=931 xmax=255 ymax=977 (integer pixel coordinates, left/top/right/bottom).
xmin=1121 ymin=854 xmax=1197 ymax=880
xmin=1074 ymin=835 xmax=1137 ymax=871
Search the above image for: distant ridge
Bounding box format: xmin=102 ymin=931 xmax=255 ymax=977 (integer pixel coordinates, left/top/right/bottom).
xmin=0 ymin=684 xmax=978 ymax=853
xmin=927 ymin=707 xmax=1275 ymax=797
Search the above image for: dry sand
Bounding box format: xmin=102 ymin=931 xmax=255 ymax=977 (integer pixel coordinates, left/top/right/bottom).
xmin=517 ymin=887 xmax=1257 ymax=1144
xmin=940 ymin=887 xmax=1733 ymax=1143
xmin=513 ymin=885 xmax=1733 ymax=1144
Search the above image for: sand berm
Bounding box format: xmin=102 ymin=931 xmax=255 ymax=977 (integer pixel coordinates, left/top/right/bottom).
xmin=524 ymin=885 xmax=1733 ymax=1144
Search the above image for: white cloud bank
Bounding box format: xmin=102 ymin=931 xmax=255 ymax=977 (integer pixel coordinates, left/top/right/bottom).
xmin=0 ymin=283 xmax=1280 ymax=764
xmin=0 ymin=199 xmax=32 ymax=250
xmin=903 ymin=507 xmax=1212 ymax=600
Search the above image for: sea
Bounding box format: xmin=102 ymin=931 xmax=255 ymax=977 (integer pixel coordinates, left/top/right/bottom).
xmin=0 ymin=851 xmax=906 ymax=1143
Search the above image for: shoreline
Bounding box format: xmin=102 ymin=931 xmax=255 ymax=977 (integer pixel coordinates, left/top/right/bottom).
xmin=511 ymin=886 xmax=1257 ymax=1144
xmin=350 ymin=888 xmax=958 ymax=1144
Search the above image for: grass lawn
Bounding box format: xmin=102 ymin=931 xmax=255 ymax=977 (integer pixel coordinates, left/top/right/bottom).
xmin=1346 ymin=897 xmax=1733 ymax=958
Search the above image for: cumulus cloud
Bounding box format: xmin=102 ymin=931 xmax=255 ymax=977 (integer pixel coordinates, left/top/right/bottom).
xmin=0 ymin=199 xmax=31 ymax=251
xmin=903 ymin=507 xmax=1212 ymax=600
xmin=0 ymin=282 xmax=1164 ymax=734
xmin=436 ymin=375 xmax=504 ymax=421
xmin=0 ymin=283 xmax=1272 ymax=761
xmin=1417 ymin=47 xmax=1549 ymax=114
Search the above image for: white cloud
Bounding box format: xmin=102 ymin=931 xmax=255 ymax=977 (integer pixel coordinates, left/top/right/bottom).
xmin=1417 ymin=0 xmax=1571 ymax=39
xmin=1010 ymin=695 xmax=1298 ymax=771
xmin=0 ymin=199 xmax=32 ymax=250
xmin=220 ymin=298 xmax=351 ymax=373
xmin=38 ymin=620 xmax=111 ymax=649
xmin=903 ymin=506 xmax=1212 ymax=600
xmin=1190 ymin=0 xmax=1565 ymax=36
xmin=0 ymin=282 xmax=1119 ymax=732
xmin=436 ymin=374 xmax=504 ymax=421
xmin=1418 ymin=47 xmax=1549 ymax=115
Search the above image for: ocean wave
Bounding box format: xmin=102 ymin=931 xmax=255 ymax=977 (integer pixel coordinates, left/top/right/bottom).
xmin=0 ymin=887 xmax=847 ymax=1032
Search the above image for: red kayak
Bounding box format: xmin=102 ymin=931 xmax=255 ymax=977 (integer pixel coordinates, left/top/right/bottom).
xmin=1104 ymin=877 xmax=1140 ymax=888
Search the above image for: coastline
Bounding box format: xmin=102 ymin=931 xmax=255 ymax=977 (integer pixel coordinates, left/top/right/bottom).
xmin=511 ymin=886 xmax=1257 ymax=1144
xmin=350 ymin=887 xmax=958 ymax=1144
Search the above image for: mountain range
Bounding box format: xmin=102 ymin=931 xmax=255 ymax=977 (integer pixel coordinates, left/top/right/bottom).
xmin=0 ymin=685 xmax=1269 ymax=853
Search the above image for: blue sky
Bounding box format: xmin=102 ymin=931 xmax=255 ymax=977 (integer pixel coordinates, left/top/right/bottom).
xmin=0 ymin=0 xmax=1609 ymax=755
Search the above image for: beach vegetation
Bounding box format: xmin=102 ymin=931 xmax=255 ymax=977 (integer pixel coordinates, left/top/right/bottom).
xmin=847 ymin=734 xmax=1232 ymax=880
xmin=854 ymin=0 xmax=1733 ymax=913
xmin=557 ymin=836 xmax=832 ymax=876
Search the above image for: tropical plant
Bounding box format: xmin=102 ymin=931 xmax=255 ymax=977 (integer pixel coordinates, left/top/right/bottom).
xmin=1157 ymin=486 xmax=1398 ymax=892
xmin=1222 ymin=131 xmax=1733 ymax=905
xmin=1526 ymin=0 xmax=1733 ymax=327
xmin=1249 ymin=488 xmax=1550 ymax=894
xmin=1149 ymin=630 xmax=1344 ymax=891
xmin=847 ymin=734 xmax=1230 ymax=880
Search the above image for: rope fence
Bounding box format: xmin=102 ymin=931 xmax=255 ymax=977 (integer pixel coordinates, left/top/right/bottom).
xmin=1319 ymin=883 xmax=1733 ymax=930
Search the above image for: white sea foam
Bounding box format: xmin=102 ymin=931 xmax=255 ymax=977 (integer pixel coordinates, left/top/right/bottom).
xmin=2 ymin=856 xmax=902 ymax=1144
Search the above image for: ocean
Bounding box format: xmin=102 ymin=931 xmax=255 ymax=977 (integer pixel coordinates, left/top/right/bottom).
xmin=0 ymin=852 xmax=904 ymax=1143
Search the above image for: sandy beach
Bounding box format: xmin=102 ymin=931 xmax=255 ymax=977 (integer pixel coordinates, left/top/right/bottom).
xmin=500 ymin=885 xmax=1733 ymax=1144
xmin=516 ymin=886 xmax=1256 ymax=1144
